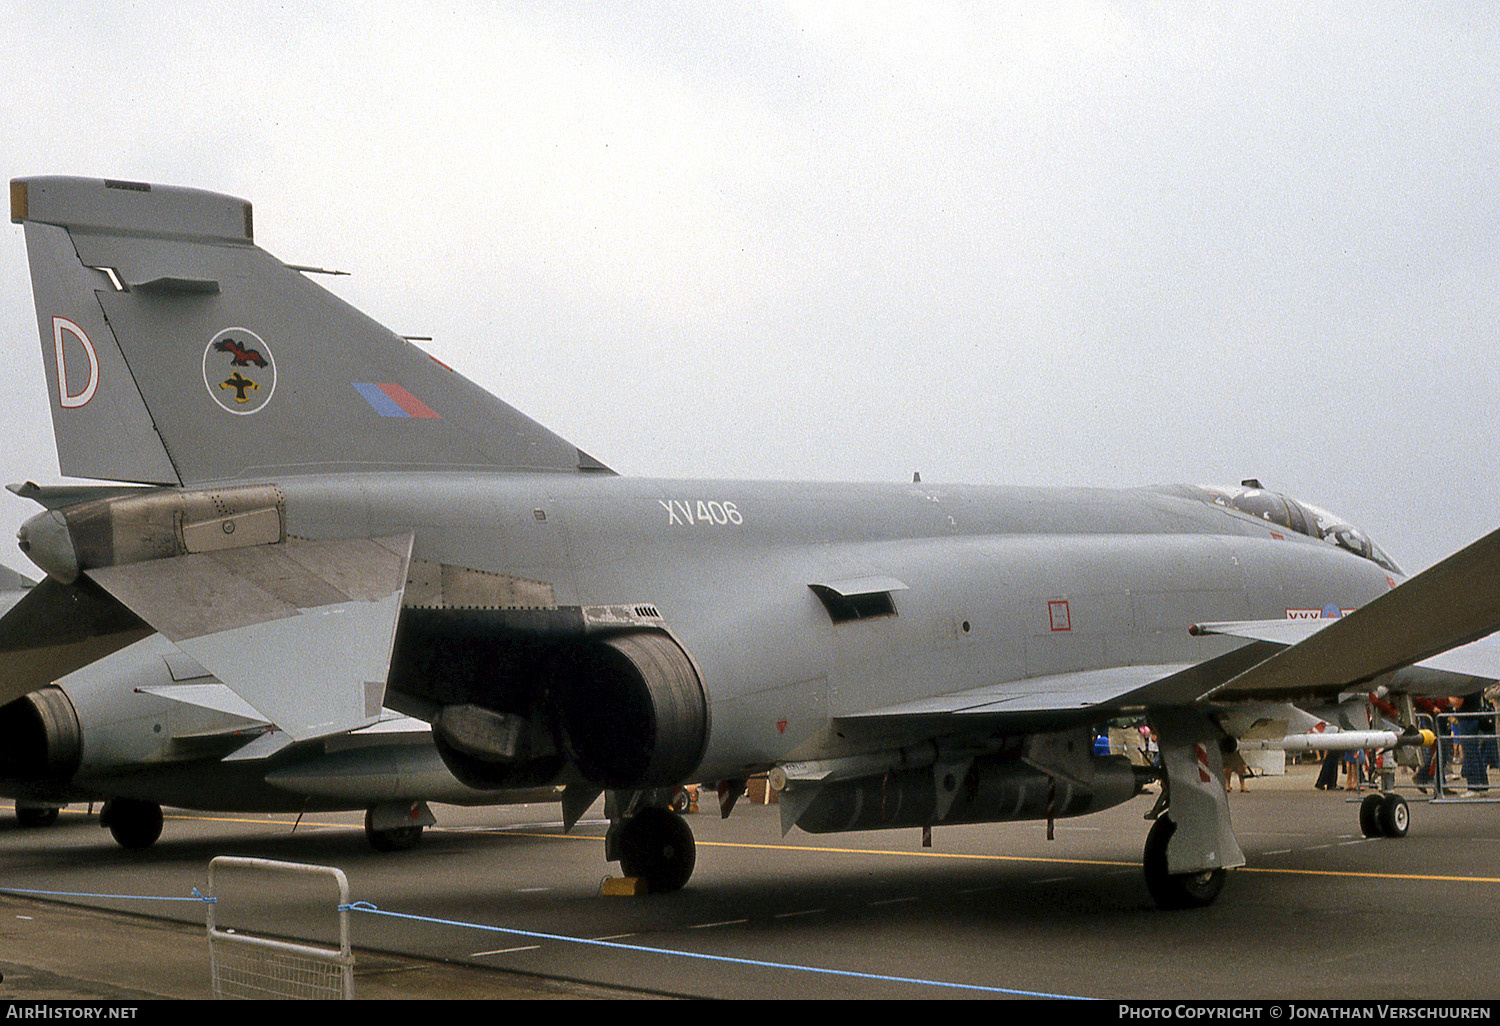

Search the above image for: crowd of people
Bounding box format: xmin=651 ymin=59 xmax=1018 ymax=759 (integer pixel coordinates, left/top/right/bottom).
xmin=1099 ymin=689 xmax=1500 ymax=797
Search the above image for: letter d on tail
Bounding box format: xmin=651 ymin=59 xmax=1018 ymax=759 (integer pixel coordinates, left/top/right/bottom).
xmin=52 ymin=316 xmax=98 ymax=408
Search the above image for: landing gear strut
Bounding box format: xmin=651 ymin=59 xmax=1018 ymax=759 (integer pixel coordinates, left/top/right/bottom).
xmin=1143 ymin=815 xmax=1225 ymax=910
xmin=100 ymin=798 xmax=163 ymax=850
xmin=608 ymin=802 xmax=696 ymax=893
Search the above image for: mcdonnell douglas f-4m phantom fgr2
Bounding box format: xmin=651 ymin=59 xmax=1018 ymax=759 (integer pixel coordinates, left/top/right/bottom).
xmin=5 ymin=176 xmax=1499 ymax=908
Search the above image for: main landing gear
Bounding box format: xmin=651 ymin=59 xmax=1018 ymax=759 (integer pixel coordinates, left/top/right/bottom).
xmin=1142 ymin=816 xmax=1226 ymax=910
xmin=100 ymin=798 xmax=163 ymax=850
xmin=606 ymin=798 xmax=696 ymax=893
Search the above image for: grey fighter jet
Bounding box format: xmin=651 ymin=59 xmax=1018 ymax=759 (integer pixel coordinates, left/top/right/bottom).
xmin=6 ymin=176 xmax=1499 ymax=908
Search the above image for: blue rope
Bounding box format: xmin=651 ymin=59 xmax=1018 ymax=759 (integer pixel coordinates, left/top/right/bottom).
xmin=344 ymin=901 xmax=1090 ymax=999
xmin=0 ymin=885 xmax=214 ymax=903
xmin=0 ymin=887 xmax=1085 ymax=998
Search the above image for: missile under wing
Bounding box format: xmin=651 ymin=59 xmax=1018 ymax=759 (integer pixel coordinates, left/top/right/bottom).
xmin=8 ymin=176 xmax=1500 ymax=909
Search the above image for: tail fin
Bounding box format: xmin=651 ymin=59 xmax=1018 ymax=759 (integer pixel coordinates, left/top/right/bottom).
xmin=11 ymin=176 xmax=610 ymax=485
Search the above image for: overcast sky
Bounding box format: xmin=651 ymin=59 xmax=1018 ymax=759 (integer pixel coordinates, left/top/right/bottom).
xmin=1 ymin=2 xmax=1497 ymax=575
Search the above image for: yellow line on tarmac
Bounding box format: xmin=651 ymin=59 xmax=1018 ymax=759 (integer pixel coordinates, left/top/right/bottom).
xmin=56 ymin=808 xmax=351 ymax=829
xmin=510 ymin=830 xmax=1136 ymax=868
xmin=509 ymin=830 xmax=1500 ymax=884
xmin=1237 ymin=866 xmax=1500 ymax=885
xmin=140 ymin=815 xmax=1500 ymax=887
xmin=162 ymin=811 xmax=354 ymax=829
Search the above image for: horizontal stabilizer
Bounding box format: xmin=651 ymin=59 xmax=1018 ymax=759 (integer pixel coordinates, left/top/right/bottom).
xmin=8 ymin=481 xmax=153 ymax=511
xmin=0 ymin=576 xmax=151 ymax=707
xmin=86 ymin=534 xmax=413 ymax=740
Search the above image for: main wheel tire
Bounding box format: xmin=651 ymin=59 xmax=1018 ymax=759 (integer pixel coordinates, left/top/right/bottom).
xmin=617 ymin=806 xmax=696 ymax=893
xmin=104 ymin=799 xmax=163 ymax=850
xmin=1143 ymin=815 xmax=1226 ymax=910
xmin=1377 ymin=794 xmax=1410 ymax=838
xmin=15 ymin=803 xmax=60 ymax=828
xmin=365 ymin=809 xmax=424 ymax=852
xmin=1359 ymin=794 xmax=1384 ymax=837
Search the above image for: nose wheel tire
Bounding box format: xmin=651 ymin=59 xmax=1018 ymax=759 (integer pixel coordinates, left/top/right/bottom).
xmin=1375 ymin=794 xmax=1409 ymax=837
xmin=1379 ymin=794 xmax=1410 ymax=837
xmin=1143 ymin=815 xmax=1225 ymax=910
xmin=1359 ymin=793 xmax=1409 ymax=838
xmin=617 ymin=806 xmax=696 ymax=893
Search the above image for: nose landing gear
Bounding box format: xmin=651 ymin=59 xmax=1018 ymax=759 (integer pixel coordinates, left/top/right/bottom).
xmin=1359 ymin=793 xmax=1409 ymax=838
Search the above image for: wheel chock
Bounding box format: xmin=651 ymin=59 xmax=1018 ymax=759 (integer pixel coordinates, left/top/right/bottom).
xmin=600 ymin=876 xmax=649 ymax=896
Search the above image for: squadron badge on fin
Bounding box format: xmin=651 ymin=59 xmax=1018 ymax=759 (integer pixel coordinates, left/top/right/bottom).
xmin=203 ymin=328 xmax=275 ymax=414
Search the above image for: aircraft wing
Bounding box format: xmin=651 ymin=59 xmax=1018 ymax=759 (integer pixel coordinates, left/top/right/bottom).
xmin=833 ymin=642 xmax=1284 ymax=740
xmin=0 ymin=564 xmax=36 ymax=591
xmin=1202 ymin=522 xmax=1500 ymax=699
xmin=1196 ymin=619 xmax=1500 ymax=689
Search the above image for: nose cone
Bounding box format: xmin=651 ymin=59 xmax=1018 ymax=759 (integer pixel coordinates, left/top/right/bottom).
xmin=17 ymin=509 xmax=79 ymax=583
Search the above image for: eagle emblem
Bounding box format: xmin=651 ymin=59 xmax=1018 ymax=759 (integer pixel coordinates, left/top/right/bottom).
xmin=203 ymin=328 xmax=276 ymax=414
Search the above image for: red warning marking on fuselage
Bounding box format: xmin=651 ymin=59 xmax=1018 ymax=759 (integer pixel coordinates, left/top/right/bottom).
xmin=1048 ymin=600 xmax=1071 ymax=632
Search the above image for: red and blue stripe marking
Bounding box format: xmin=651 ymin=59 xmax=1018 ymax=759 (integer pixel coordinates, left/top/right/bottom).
xmin=353 ymin=382 xmax=441 ymax=418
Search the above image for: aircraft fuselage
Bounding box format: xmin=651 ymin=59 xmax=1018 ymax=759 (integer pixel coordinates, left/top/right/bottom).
xmin=273 ymin=472 xmax=1395 ymax=784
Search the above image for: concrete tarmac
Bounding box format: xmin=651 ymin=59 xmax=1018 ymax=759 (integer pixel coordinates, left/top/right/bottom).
xmin=0 ymin=891 xmax=607 ymax=1000
xmin=3 ymin=761 xmax=1499 ymax=1001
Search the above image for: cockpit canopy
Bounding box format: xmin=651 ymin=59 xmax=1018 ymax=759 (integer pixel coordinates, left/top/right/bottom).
xmin=1175 ymin=482 xmax=1401 ymax=575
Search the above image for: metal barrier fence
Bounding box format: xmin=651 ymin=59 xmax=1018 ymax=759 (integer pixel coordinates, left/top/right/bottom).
xmin=1424 ymin=710 xmax=1500 ymax=800
xmin=207 ymin=856 xmax=355 ymax=1000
